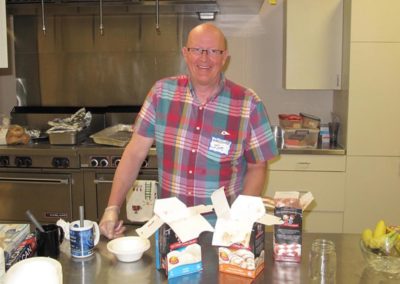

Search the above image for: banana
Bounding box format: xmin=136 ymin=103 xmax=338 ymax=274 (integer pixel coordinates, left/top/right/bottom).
xmin=373 ymin=220 xmax=386 ymax=239
xmin=362 ymin=229 xmax=373 ymax=247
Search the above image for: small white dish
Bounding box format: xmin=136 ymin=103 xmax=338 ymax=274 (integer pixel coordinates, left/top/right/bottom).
xmin=107 ymin=236 xmax=150 ymax=262
xmin=5 ymin=257 xmax=63 ymax=284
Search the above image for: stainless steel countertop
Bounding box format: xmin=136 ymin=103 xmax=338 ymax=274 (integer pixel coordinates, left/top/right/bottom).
xmin=275 ymin=137 xmax=346 ymax=155
xmin=55 ymin=227 xmax=399 ymax=284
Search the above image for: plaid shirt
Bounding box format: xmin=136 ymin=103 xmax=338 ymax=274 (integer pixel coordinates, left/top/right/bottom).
xmin=134 ymin=75 xmax=278 ymax=206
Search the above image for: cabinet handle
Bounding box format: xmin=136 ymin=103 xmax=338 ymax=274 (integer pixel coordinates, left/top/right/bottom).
xmin=296 ymin=162 xmax=311 ymax=169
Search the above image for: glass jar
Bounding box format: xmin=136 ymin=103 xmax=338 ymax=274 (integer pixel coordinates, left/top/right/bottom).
xmin=309 ymin=239 xmax=337 ymax=284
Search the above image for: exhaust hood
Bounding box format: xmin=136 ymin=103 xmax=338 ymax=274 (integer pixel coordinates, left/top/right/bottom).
xmin=6 ymin=0 xmax=265 ymax=15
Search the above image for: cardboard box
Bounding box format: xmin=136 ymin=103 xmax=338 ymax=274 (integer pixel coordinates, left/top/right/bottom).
xmin=136 ymin=198 xmax=214 ymax=279
xmin=273 ymin=191 xmax=314 ymax=262
xmin=0 ymin=224 xmax=30 ymax=265
xmin=211 ymin=188 xmax=283 ymax=278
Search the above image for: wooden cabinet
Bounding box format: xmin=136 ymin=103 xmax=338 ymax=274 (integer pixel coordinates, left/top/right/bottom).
xmin=265 ymin=154 xmax=346 ymax=233
xmin=0 ymin=0 xmax=8 ymax=68
xmin=344 ymin=157 xmax=400 ymax=233
xmin=284 ymin=0 xmax=343 ymax=90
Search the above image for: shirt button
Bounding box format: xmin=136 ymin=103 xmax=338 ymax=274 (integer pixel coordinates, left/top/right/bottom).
xmin=191 ymin=149 xmax=196 ymax=153
xmin=189 ymin=170 xmax=193 ymax=174
xmin=199 ymin=106 xmax=203 ymax=110
xmin=188 ymin=191 xmax=192 ymax=195
xmin=196 ymin=126 xmax=200 ymax=131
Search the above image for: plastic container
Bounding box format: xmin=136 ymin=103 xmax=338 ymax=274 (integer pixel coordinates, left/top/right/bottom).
xmin=278 ymin=114 xmax=302 ymax=129
xmin=283 ymin=128 xmax=319 ymax=149
xmin=300 ymin=113 xmax=321 ymax=129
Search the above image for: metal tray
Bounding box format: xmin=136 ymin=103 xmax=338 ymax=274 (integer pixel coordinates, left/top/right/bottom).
xmin=90 ymin=124 xmax=133 ymax=147
xmin=49 ymin=128 xmax=89 ymax=145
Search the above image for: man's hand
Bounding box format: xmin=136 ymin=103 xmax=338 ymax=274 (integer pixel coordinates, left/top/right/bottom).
xmin=99 ymin=206 xmax=126 ymax=239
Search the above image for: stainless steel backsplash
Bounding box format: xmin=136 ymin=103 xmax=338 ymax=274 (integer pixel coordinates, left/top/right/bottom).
xmin=13 ymin=13 xmax=200 ymax=106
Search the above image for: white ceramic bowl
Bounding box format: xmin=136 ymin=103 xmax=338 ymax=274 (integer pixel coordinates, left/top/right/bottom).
xmin=107 ymin=236 xmax=150 ymax=262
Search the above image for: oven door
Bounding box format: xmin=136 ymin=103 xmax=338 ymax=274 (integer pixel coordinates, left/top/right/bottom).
xmin=84 ymin=169 xmax=158 ymax=224
xmin=0 ymin=172 xmax=74 ymax=222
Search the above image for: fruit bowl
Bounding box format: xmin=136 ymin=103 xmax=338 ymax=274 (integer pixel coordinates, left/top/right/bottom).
xmin=360 ymin=239 xmax=400 ymax=274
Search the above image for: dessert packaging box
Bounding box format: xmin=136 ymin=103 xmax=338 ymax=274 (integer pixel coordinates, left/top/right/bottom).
xmin=136 ymin=198 xmax=214 ymax=279
xmin=273 ymin=191 xmax=314 ymax=262
xmin=211 ymin=188 xmax=283 ymax=278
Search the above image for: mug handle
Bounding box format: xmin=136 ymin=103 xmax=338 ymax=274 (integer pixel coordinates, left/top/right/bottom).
xmin=57 ymin=225 xmax=65 ymax=245
xmin=93 ymin=222 xmax=100 ymax=246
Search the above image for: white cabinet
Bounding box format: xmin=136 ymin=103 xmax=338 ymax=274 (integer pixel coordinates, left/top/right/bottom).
xmin=265 ymin=155 xmax=346 ymax=233
xmin=339 ymin=1 xmax=400 ymax=233
xmin=347 ymin=43 xmax=400 ymax=156
xmin=351 ymin=0 xmax=400 ymax=42
xmin=0 ymin=0 xmax=7 ymax=68
xmin=344 ymin=157 xmax=400 ymax=233
xmin=284 ymin=0 xmax=343 ymax=90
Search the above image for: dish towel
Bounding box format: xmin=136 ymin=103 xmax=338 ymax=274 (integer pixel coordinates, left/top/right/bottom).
xmin=126 ymin=180 xmax=158 ymax=222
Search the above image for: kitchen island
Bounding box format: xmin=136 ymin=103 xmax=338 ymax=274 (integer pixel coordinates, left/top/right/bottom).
xmin=54 ymin=227 xmax=399 ymax=284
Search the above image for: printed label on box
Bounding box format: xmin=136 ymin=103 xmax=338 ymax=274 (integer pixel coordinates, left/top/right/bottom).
xmin=218 ymin=223 xmax=265 ymax=279
xmin=156 ymin=224 xmax=203 ymax=279
xmin=273 ymin=206 xmax=302 ymax=262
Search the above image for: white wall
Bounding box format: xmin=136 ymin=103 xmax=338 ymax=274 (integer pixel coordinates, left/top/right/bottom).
xmin=215 ymin=1 xmax=333 ymax=125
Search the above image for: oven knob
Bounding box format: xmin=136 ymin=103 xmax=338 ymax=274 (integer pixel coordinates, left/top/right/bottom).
xmin=90 ymin=158 xmax=99 ymax=167
xmin=24 ymin=157 xmax=32 ymax=167
xmin=52 ymin=158 xmax=70 ymax=168
xmin=15 ymin=157 xmax=31 ymax=167
xmin=99 ymin=158 xmax=109 ymax=167
xmin=113 ymin=158 xmax=121 ymax=167
xmin=15 ymin=157 xmax=23 ymax=167
xmin=141 ymin=159 xmax=149 ymax=168
xmin=0 ymin=156 xmax=9 ymax=167
xmin=61 ymin=158 xmax=70 ymax=168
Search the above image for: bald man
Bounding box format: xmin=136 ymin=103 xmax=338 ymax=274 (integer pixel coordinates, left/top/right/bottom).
xmin=99 ymin=23 xmax=278 ymax=239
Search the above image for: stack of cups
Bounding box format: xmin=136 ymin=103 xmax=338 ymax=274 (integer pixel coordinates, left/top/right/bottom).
xmin=309 ymin=239 xmax=337 ymax=284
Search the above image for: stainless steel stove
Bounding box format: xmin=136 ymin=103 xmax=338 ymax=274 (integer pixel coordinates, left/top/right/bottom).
xmin=0 ymin=106 xmax=157 ymax=224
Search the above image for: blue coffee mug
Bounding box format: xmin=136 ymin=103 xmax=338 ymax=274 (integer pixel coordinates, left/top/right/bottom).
xmin=69 ymin=220 xmax=100 ymax=258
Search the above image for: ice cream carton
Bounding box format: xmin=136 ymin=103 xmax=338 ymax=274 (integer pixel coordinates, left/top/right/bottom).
xmin=211 ymin=188 xmax=283 ymax=279
xmin=273 ymin=191 xmax=314 ymax=262
xmin=136 ymin=198 xmax=214 ymax=279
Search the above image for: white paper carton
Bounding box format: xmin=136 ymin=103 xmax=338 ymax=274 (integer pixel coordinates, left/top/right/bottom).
xmin=211 ymin=188 xmax=283 ymax=278
xmin=136 ymin=198 xmax=214 ymax=279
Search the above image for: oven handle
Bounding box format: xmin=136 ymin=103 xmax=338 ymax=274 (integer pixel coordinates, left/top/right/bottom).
xmin=0 ymin=177 xmax=70 ymax=184
xmin=93 ymin=179 xmax=113 ymax=184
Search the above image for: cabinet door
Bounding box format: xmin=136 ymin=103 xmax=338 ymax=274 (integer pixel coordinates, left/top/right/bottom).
xmin=347 ymin=43 xmax=400 ymax=156
xmin=285 ymin=0 xmax=343 ymax=89
xmin=0 ymin=0 xmax=8 ymax=68
xmin=351 ymin=0 xmax=400 ymax=42
xmin=344 ymin=156 xmax=400 ymax=233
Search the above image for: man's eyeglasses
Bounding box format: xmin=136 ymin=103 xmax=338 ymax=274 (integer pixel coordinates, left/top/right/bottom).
xmin=186 ymin=47 xmax=225 ymax=57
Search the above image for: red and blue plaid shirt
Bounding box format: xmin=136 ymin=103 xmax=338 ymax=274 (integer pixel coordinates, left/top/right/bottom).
xmin=134 ymin=75 xmax=278 ymax=206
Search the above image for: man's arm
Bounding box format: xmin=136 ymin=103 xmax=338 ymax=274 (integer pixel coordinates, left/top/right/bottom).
xmin=242 ymin=161 xmax=268 ymax=196
xmin=107 ymin=132 xmax=154 ymax=208
xmin=100 ymin=132 xmax=154 ymax=239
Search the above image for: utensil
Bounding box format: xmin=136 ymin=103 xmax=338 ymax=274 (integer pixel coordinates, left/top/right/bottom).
xmin=79 ymin=206 xmax=84 ymax=227
xmin=26 ymin=210 xmax=45 ymax=233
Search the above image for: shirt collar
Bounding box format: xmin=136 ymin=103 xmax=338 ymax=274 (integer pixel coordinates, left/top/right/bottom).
xmin=188 ymin=74 xmax=225 ymax=104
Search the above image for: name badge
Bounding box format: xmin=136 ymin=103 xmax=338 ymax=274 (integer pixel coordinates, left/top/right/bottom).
xmin=209 ymin=137 xmax=231 ymax=155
